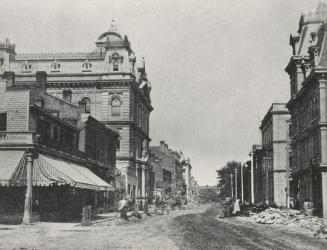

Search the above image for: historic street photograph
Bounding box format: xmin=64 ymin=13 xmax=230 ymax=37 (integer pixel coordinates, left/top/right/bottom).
xmin=2 ymin=0 xmax=327 ymax=249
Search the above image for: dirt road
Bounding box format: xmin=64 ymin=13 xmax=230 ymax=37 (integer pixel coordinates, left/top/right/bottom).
xmin=1 ymin=205 xmax=327 ymax=249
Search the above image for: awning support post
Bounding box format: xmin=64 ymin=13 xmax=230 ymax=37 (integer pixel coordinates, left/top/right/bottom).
xmin=23 ymin=150 xmax=33 ymax=224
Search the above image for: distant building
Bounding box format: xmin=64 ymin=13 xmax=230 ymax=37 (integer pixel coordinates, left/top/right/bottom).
xmin=149 ymin=141 xmax=190 ymax=201
xmin=260 ymin=103 xmax=290 ymax=207
xmin=285 ymin=1 xmax=327 ymax=218
xmin=0 ymin=72 xmax=118 ymax=223
xmin=0 ymin=20 xmax=153 ymax=200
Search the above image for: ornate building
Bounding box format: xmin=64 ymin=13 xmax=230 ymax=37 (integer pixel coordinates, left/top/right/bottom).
xmin=260 ymin=103 xmax=290 ymax=207
xmin=0 ymin=21 xmax=153 ymax=199
xmin=286 ymin=1 xmax=327 ymax=217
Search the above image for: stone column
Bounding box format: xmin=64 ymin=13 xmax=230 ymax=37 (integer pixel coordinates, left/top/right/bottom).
xmin=264 ymin=157 xmax=269 ymax=205
xmin=23 ymin=150 xmax=33 ymax=224
xmin=319 ymin=77 xmax=327 ymax=166
xmin=251 ymin=150 xmax=255 ymax=203
xmin=141 ymin=166 xmax=147 ymax=212
xmin=322 ymin=172 xmax=327 ymax=222
xmin=134 ymin=165 xmax=140 ymax=213
xmin=141 ymin=166 xmax=146 ymax=197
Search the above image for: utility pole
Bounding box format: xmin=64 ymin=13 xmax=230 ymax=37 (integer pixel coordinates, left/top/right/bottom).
xmin=235 ymin=167 xmax=238 ymax=199
xmin=230 ymin=173 xmax=234 ymax=198
xmin=241 ymin=163 xmax=244 ymax=202
xmin=250 ymin=149 xmax=255 ymax=204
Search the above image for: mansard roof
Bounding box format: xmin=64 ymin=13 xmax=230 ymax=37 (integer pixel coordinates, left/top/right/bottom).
xmin=15 ymin=52 xmax=105 ymax=61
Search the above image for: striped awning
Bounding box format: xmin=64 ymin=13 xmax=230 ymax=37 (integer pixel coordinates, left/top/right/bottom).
xmin=0 ymin=150 xmax=25 ymax=186
xmin=0 ymin=151 xmax=113 ymax=191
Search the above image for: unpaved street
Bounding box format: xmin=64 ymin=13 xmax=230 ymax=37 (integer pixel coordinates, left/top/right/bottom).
xmin=1 ymin=206 xmax=327 ymax=250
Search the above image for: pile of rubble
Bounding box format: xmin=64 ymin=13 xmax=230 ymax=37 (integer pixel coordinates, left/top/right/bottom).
xmin=252 ymin=207 xmax=323 ymax=230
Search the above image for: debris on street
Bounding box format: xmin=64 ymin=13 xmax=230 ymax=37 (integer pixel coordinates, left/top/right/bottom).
xmin=252 ymin=208 xmax=324 ymax=232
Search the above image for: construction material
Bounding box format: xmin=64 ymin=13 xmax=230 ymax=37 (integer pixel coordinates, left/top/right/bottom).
xmin=252 ymin=207 xmax=323 ymax=230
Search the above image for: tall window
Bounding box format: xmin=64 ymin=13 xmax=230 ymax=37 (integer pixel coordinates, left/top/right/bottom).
xmin=113 ymin=60 xmax=119 ymax=72
xmin=111 ymin=97 xmax=121 ymax=116
xmin=79 ymin=97 xmax=91 ymax=114
xmin=0 ymin=113 xmax=7 ymax=131
xmin=63 ymin=90 xmax=72 ymax=102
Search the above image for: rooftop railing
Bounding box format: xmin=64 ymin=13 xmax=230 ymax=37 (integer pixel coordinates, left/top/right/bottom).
xmin=0 ymin=132 xmax=34 ymax=145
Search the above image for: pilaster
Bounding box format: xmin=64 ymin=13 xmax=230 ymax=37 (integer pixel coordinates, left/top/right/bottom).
xmin=318 ymin=75 xmax=327 ymax=165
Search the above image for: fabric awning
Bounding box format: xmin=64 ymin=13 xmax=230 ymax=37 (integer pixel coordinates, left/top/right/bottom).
xmin=0 ymin=150 xmax=25 ymax=185
xmin=0 ymin=151 xmax=113 ymax=191
xmin=33 ymin=154 xmax=114 ymax=191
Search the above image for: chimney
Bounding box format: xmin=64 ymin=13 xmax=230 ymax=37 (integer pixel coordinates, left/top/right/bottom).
xmin=35 ymin=71 xmax=47 ymax=93
xmin=160 ymin=140 xmax=165 ymax=152
xmin=3 ymin=71 xmax=15 ymax=88
xmin=31 ymin=71 xmax=47 ymax=107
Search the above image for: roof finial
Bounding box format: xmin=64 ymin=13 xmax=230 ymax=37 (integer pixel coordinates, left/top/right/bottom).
xmin=110 ymin=19 xmax=118 ymax=31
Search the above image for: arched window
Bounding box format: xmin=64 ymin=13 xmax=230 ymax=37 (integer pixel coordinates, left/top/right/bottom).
xmin=111 ymin=97 xmax=121 ymax=116
xmin=79 ymin=97 xmax=91 ymax=114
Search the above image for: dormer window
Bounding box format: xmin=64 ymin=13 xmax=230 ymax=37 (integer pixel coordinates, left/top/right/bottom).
xmin=51 ymin=61 xmax=61 ymax=72
xmin=22 ymin=61 xmax=32 ymax=72
xmin=113 ymin=60 xmax=119 ymax=71
xmin=82 ymin=60 xmax=92 ymax=72
xmin=109 ymin=53 xmax=123 ymax=72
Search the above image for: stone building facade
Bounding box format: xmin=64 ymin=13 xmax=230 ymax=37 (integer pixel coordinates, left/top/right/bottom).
xmin=0 ymin=73 xmax=118 ymax=223
xmin=0 ymin=21 xmax=153 ymax=198
xmin=260 ymin=103 xmax=290 ymax=207
xmin=286 ymin=2 xmax=327 ymax=217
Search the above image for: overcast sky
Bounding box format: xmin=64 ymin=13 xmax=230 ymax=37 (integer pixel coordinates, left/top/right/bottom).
xmin=0 ymin=0 xmax=320 ymax=185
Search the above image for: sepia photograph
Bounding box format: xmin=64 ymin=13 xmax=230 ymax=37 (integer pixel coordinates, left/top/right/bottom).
xmin=1 ymin=0 xmax=327 ymax=249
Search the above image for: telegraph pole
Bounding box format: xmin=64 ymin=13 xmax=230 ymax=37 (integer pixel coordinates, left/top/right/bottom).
xmin=230 ymin=173 xmax=234 ymax=198
xmin=241 ymin=163 xmax=244 ymax=202
xmin=235 ymin=167 xmax=238 ymax=199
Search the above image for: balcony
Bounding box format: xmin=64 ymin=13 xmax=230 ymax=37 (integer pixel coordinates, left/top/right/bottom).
xmin=0 ymin=132 xmax=35 ymax=145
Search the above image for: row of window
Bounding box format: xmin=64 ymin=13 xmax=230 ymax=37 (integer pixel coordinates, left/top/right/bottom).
xmin=291 ymin=94 xmax=319 ymax=136
xmin=21 ymin=60 xmax=121 ymax=72
xmin=293 ymin=131 xmax=320 ymax=167
xmin=62 ymin=90 xmax=122 ymax=117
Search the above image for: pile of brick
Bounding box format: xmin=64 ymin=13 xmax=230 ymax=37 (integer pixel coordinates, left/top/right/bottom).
xmin=252 ymin=208 xmax=323 ymax=230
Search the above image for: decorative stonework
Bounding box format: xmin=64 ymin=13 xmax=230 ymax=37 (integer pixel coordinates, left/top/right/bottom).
xmin=109 ymin=52 xmax=123 ymax=64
